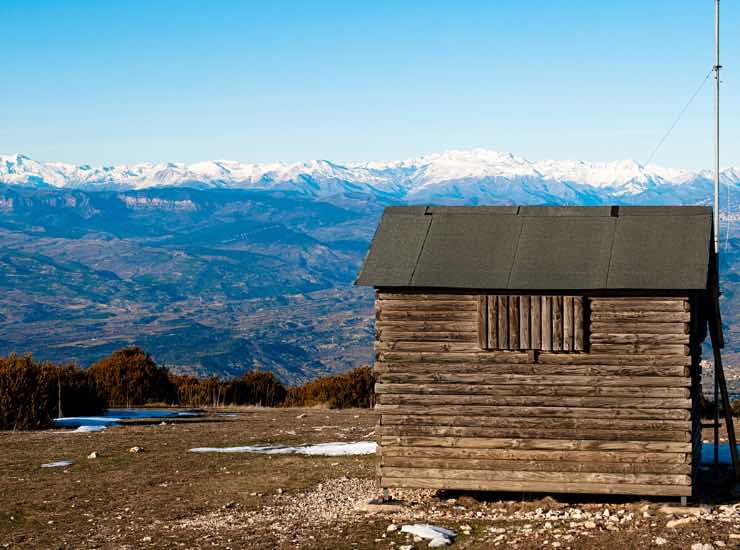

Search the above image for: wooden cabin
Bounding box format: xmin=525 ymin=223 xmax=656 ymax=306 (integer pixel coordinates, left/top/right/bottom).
xmin=356 ymin=205 xmax=726 ymax=498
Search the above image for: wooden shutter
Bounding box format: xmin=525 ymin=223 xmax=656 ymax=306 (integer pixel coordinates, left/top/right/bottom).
xmin=484 ymin=295 xmax=585 ymax=352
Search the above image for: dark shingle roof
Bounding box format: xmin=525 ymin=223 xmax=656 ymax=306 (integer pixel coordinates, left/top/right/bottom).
xmin=356 ymin=205 xmax=712 ymax=290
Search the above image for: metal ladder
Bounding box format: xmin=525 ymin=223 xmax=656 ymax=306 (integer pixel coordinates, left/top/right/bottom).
xmin=708 ymin=290 xmax=740 ymax=481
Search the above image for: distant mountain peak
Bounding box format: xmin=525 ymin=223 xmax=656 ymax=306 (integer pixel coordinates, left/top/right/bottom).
xmin=1 ymin=149 xmax=738 ymax=206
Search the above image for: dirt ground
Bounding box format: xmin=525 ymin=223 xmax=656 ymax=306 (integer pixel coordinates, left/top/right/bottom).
xmin=2 ymin=408 xmax=740 ymax=549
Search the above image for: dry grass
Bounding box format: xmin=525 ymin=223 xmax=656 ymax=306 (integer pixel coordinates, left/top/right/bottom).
xmin=2 ymin=408 xmax=740 ymax=549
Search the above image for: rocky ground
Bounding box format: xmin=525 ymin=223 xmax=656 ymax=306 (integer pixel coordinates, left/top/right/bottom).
xmin=2 ymin=408 xmax=740 ymax=549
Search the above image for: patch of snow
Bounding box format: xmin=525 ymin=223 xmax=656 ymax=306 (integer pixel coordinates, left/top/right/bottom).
xmin=400 ymin=524 xmax=457 ymax=547
xmin=189 ymin=441 xmax=377 ymax=456
xmin=41 ymin=460 xmax=73 ymax=468
xmin=72 ymin=425 xmax=108 ymax=433
xmin=53 ymin=408 xmax=203 ymax=432
xmin=53 ymin=416 xmax=122 ymax=431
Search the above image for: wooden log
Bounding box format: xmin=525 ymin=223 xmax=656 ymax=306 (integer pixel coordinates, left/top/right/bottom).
xmin=378 ymin=300 xmax=479 ymax=311
xmin=379 ymin=466 xmax=690 ymax=486
xmin=379 ymin=436 xmax=692 ymax=453
xmin=590 ymin=322 xmax=689 ymax=335
xmin=379 ymin=311 xmax=478 ymax=321
xmin=508 ymin=296 xmax=520 ymax=349
xmin=588 ymin=296 xmax=688 ymax=301
xmin=379 ymin=414 xmax=689 ymax=431
xmin=477 ymin=295 xmax=487 ymax=349
xmin=380 ymin=477 xmax=691 ymax=496
xmin=377 ymin=384 xmax=689 ymax=400
xmin=589 ymin=333 xmax=690 ymax=345
xmin=375 ymin=341 xmax=485 ymax=352
xmin=375 ymin=404 xmax=691 ymax=420
xmin=520 ymin=295 xmax=530 ymax=349
xmin=486 ymin=295 xmax=497 ymax=349
xmin=574 ymin=296 xmax=584 ymax=351
xmin=563 ymin=296 xmax=573 ymax=351
xmin=379 ymin=293 xmax=478 ymax=301
xmin=380 ymin=456 xmax=691 ymax=474
xmin=531 ymin=296 xmax=542 ymax=349
xmin=377 ymin=351 xmax=532 ymax=364
xmin=375 ymin=361 xmax=690 ymax=378
xmin=377 ymin=330 xmax=479 ymax=342
xmin=375 ymin=383 xmax=689 ymax=399
xmin=375 ymin=372 xmax=691 ymax=388
xmin=376 ymin=321 xmax=479 ymax=330
xmin=590 ymin=311 xmax=691 ymax=323
xmin=381 ymin=445 xmax=690 ymax=464
xmin=537 ymin=353 xmax=691 ymax=366
xmin=377 ymin=393 xmax=692 ymax=410
xmin=553 ymin=296 xmax=563 ymax=351
xmin=590 ymin=300 xmax=689 ymax=312
xmin=497 ymin=295 xmax=508 ymax=350
xmin=542 ymin=296 xmax=552 ymax=351
xmin=589 ymin=344 xmax=689 ymax=355
xmin=377 ymin=424 xmax=690 ymax=443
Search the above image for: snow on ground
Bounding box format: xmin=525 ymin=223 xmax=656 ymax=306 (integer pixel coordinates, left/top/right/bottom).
xmin=53 ymin=408 xmax=203 ymax=432
xmin=72 ymin=425 xmax=108 ymax=433
xmin=189 ymin=441 xmax=377 ymax=456
xmin=40 ymin=460 xmax=73 ymax=468
xmin=400 ymin=524 xmax=457 ymax=547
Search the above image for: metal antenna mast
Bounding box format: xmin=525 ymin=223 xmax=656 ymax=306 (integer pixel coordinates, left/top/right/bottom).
xmin=714 ymin=0 xmax=721 ymax=254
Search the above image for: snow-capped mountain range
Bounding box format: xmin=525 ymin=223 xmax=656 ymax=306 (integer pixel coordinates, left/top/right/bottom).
xmin=2 ymin=149 xmax=739 ymax=206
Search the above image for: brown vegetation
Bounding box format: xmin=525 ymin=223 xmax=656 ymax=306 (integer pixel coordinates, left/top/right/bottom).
xmin=0 ymin=346 xmax=373 ymax=430
xmin=89 ymin=347 xmax=176 ymax=407
xmin=0 ymin=354 xmax=104 ymax=430
xmin=284 ymin=366 xmax=374 ymax=409
xmin=171 ymin=371 xmax=286 ymax=408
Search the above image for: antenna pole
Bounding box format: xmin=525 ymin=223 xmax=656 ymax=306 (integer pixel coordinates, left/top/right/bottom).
xmin=714 ymin=0 xmax=721 ymax=254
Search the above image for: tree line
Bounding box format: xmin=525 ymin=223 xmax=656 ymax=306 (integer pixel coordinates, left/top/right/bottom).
xmin=0 ymin=347 xmax=374 ymax=430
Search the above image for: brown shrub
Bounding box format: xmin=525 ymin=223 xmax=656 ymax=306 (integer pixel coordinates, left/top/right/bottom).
xmin=284 ymin=366 xmax=374 ymax=409
xmin=224 ymin=370 xmax=286 ymax=407
xmin=0 ymin=354 xmax=104 ymax=430
xmin=89 ymin=347 xmax=176 ymax=407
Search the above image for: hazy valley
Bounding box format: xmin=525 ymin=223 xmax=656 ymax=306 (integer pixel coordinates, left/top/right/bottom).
xmin=2 ymin=149 xmax=740 ymax=383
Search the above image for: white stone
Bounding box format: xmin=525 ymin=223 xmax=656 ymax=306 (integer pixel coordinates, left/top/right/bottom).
xmin=666 ymin=517 xmax=697 ymax=529
xmin=654 ymin=537 xmax=668 ymax=546
xmin=659 ymin=505 xmax=709 ymax=517
xmin=401 ymin=524 xmax=456 ymax=548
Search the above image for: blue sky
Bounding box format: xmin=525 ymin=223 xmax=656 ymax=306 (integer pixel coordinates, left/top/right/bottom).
xmin=1 ymin=0 xmax=737 ymax=170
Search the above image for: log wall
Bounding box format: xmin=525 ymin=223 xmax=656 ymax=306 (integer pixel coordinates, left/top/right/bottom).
xmin=374 ymin=292 xmax=702 ymax=497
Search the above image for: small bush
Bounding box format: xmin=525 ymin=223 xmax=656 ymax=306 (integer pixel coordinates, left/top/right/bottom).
xmin=171 ymin=374 xmax=225 ymax=408
xmin=284 ymin=366 xmax=374 ymax=409
xmin=89 ymin=347 xmax=176 ymax=407
xmin=225 ymin=370 xmax=286 ymax=407
xmin=0 ymin=354 xmax=104 ymax=430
